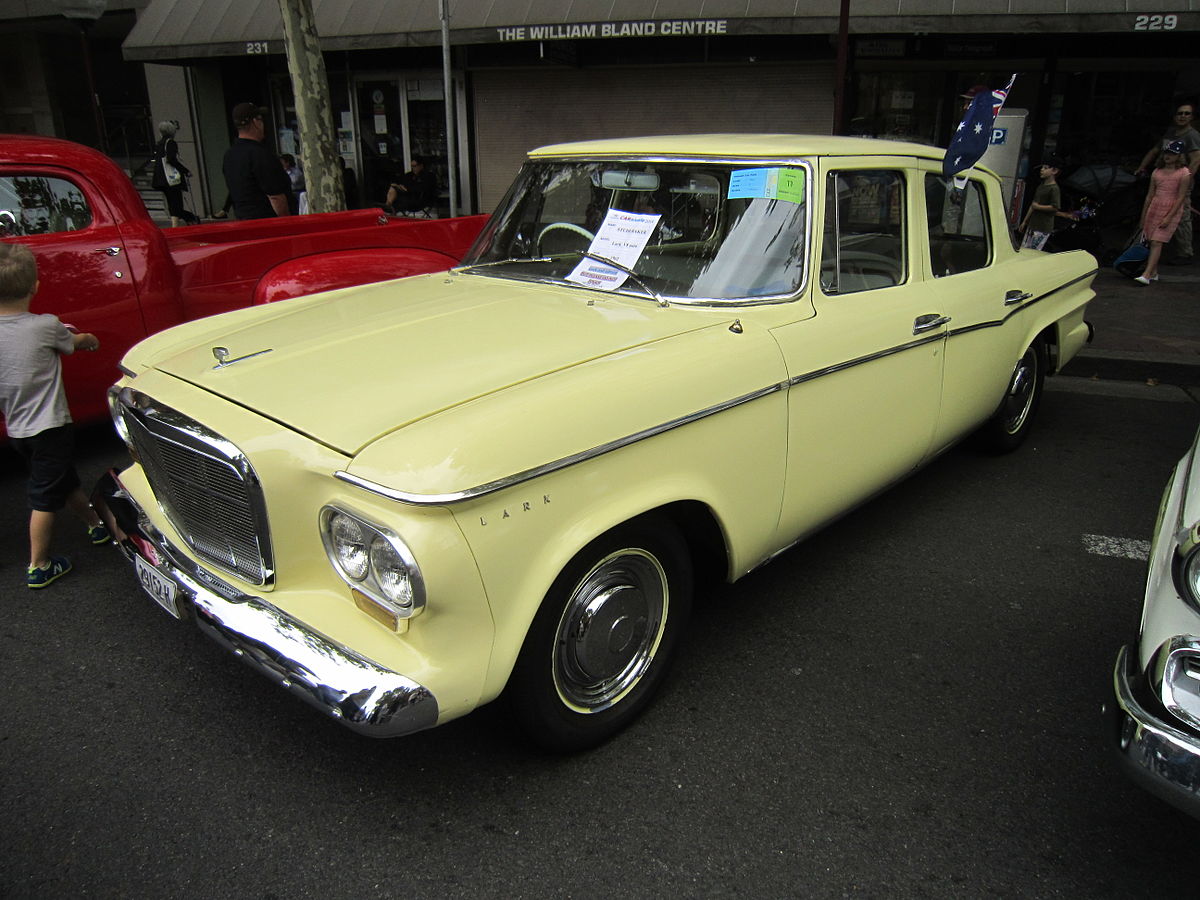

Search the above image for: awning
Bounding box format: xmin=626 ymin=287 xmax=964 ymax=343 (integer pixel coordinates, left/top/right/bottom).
xmin=122 ymin=0 xmax=834 ymax=61
xmin=121 ymin=0 xmax=1160 ymax=63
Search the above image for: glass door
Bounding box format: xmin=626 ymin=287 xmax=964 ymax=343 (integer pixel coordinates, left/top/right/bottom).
xmin=356 ymin=79 xmax=408 ymax=210
xmin=404 ymin=76 xmax=449 ymax=211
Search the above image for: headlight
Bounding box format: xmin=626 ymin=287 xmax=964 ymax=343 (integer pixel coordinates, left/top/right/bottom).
xmin=1182 ymin=538 xmax=1200 ymax=610
xmin=320 ymin=506 xmax=425 ymax=620
xmin=370 ymin=536 xmax=416 ymax=609
xmin=329 ymin=513 xmax=369 ymax=581
xmin=107 ymin=386 xmax=137 ymax=460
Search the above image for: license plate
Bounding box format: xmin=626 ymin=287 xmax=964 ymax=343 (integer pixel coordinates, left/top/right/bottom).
xmin=136 ymin=553 xmax=180 ymax=619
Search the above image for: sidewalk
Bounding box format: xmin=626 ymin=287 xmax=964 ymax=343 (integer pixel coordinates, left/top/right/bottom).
xmin=1060 ymin=264 xmax=1200 ymax=386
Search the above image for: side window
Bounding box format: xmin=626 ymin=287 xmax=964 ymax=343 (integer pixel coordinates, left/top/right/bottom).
xmin=925 ymin=174 xmax=991 ymax=278
xmin=821 ymin=170 xmax=906 ymax=295
xmin=0 ymin=175 xmax=93 ymax=237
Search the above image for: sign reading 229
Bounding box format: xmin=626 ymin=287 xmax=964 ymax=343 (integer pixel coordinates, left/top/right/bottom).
xmin=1133 ymin=14 xmax=1177 ymax=31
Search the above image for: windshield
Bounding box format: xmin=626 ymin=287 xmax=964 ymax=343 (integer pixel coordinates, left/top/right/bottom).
xmin=460 ymin=160 xmax=811 ymax=303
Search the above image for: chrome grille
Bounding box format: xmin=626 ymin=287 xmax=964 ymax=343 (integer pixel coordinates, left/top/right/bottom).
xmin=118 ymin=393 xmax=273 ymax=586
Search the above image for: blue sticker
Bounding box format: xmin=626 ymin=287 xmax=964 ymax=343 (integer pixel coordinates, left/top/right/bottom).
xmin=728 ymin=168 xmax=805 ymax=203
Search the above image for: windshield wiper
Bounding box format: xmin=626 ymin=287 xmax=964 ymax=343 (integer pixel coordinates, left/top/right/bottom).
xmin=453 ymin=256 xmax=553 ymax=273
xmin=457 ymin=252 xmax=667 ymax=307
xmin=572 ymin=250 xmax=668 ymax=307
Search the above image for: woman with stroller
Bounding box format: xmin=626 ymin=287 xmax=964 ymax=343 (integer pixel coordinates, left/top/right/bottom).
xmin=1135 ymin=140 xmax=1193 ymax=285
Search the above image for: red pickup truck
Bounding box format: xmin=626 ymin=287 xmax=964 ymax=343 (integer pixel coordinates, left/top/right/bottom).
xmin=0 ymin=134 xmax=486 ymax=430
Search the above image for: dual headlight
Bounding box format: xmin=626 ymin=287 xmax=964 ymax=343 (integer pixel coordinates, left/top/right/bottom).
xmin=320 ymin=506 xmax=425 ymax=618
xmin=1178 ymin=523 xmax=1200 ymax=613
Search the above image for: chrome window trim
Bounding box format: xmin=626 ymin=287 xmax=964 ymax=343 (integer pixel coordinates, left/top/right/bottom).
xmin=456 ymin=155 xmax=815 ymax=307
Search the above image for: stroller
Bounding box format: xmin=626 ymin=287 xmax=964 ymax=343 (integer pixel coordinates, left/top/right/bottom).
xmin=1045 ymin=164 xmax=1143 ymax=262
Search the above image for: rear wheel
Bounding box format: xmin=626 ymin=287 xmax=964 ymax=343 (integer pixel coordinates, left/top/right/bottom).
xmin=974 ymin=338 xmax=1046 ymax=453
xmin=507 ymin=516 xmax=692 ymax=752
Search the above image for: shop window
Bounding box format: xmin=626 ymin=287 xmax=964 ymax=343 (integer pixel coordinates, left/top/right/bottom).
xmin=821 ymin=170 xmax=906 ymax=294
xmin=925 ymin=174 xmax=991 ymax=278
xmin=0 ymin=175 xmax=92 ymax=236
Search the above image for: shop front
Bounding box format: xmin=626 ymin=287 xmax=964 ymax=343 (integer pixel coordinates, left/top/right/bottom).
xmin=113 ymin=4 xmax=1197 ymax=220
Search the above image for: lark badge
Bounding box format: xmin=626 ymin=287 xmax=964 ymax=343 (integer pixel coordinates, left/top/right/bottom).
xmin=480 ymin=494 xmax=551 ymax=527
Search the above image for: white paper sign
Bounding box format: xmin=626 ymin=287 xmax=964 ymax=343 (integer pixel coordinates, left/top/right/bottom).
xmin=566 ymin=209 xmax=661 ymax=291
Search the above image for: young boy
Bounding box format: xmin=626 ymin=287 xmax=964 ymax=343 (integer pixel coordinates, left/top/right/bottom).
xmin=1020 ymin=156 xmax=1063 ymax=250
xmin=0 ymin=241 xmax=110 ymax=588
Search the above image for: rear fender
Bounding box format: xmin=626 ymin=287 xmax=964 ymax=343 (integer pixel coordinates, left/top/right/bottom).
xmin=253 ymin=247 xmax=458 ymax=304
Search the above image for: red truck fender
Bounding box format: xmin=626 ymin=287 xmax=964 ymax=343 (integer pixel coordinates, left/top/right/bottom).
xmin=252 ymin=247 xmax=463 ymax=304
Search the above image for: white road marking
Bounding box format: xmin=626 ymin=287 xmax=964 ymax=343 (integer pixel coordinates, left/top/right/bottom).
xmin=1083 ymin=534 xmax=1151 ymax=561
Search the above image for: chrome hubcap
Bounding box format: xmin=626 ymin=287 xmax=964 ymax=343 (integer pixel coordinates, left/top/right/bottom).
xmin=1001 ymin=347 xmax=1038 ymax=435
xmin=553 ymin=549 xmax=668 ymax=713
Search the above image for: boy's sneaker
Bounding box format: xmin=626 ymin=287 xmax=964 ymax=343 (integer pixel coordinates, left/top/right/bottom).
xmin=87 ymin=523 xmax=112 ymax=545
xmin=27 ymin=556 xmax=72 ymax=589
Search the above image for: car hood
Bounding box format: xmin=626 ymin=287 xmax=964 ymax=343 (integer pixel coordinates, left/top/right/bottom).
xmin=127 ymin=273 xmax=740 ymax=454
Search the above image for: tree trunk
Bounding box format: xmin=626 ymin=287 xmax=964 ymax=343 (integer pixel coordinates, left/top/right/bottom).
xmin=277 ymin=0 xmax=345 ymax=213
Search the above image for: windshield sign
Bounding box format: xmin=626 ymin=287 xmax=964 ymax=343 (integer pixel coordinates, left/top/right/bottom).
xmin=461 ymin=160 xmax=810 ymax=303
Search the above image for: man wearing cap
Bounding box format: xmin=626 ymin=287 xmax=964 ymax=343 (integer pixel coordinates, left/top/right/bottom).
xmin=1135 ymin=100 xmax=1200 ymax=264
xmin=222 ymin=103 xmax=292 ymax=220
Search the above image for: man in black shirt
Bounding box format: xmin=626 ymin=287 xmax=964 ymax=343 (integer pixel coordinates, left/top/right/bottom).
xmin=222 ymin=103 xmax=292 ymax=219
xmin=384 ymin=156 xmax=438 ymax=215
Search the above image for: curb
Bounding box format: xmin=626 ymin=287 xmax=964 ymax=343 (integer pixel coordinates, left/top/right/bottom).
xmin=1061 ymin=348 xmax=1200 ymax=387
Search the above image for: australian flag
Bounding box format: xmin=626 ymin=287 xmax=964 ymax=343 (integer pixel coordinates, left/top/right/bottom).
xmin=943 ymin=75 xmax=1016 ymax=178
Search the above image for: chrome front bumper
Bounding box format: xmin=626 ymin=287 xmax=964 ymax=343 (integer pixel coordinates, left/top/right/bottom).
xmin=95 ymin=470 xmax=439 ymax=738
xmin=1110 ymin=644 xmax=1200 ymax=819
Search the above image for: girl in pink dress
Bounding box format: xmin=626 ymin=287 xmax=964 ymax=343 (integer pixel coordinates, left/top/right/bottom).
xmin=1136 ymin=140 xmax=1193 ymax=285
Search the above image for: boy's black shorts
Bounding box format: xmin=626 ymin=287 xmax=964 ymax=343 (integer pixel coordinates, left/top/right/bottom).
xmin=10 ymin=423 xmax=81 ymax=512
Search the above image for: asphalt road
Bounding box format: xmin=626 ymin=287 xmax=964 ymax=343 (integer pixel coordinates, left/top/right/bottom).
xmin=3 ymin=377 xmax=1199 ymax=898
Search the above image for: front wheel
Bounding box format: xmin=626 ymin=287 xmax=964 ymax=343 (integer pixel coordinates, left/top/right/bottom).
xmin=506 ymin=517 xmax=692 ymax=752
xmin=974 ymin=338 xmax=1046 ymax=453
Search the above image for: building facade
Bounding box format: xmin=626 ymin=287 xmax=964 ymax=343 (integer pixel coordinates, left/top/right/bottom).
xmin=5 ymin=2 xmax=1199 ymax=220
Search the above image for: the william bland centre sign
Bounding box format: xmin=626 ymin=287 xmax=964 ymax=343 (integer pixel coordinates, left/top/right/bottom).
xmin=497 ymin=20 xmax=729 ymax=41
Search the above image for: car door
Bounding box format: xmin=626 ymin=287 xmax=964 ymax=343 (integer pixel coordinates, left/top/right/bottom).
xmin=918 ymin=167 xmax=1029 ymax=453
xmin=771 ymin=160 xmax=945 ymax=540
xmin=0 ymin=167 xmax=143 ymax=427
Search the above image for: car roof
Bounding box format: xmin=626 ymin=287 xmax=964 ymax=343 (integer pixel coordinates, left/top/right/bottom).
xmin=528 ymin=133 xmax=949 ymax=162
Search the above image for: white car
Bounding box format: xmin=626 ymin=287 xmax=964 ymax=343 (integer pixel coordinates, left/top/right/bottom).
xmin=1112 ymin=425 xmax=1200 ymax=818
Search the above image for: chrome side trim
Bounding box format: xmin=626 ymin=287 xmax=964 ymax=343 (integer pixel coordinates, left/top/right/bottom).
xmin=339 ymin=268 xmax=1098 ymax=507
xmin=944 ymin=268 xmax=1098 ymax=340
xmin=336 ymin=381 xmax=787 ymax=505
xmin=98 ymin=471 xmax=439 ymax=738
xmin=788 ymin=332 xmax=946 ymax=387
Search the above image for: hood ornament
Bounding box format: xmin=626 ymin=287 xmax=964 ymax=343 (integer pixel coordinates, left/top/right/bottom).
xmin=212 ymin=345 xmax=273 ymax=369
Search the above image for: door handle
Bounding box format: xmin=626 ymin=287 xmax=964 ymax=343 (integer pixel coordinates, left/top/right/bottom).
xmin=913 ymin=313 xmax=951 ymax=335
xmin=94 ymin=246 xmax=121 ymax=257
xmin=1004 ymin=289 xmax=1032 ymax=306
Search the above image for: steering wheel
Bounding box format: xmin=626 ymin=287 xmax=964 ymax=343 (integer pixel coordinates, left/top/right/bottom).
xmin=537 ymin=222 xmax=594 ymax=254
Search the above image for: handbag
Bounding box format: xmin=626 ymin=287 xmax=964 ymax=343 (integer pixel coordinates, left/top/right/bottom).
xmin=162 ymin=159 xmax=182 ymax=187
